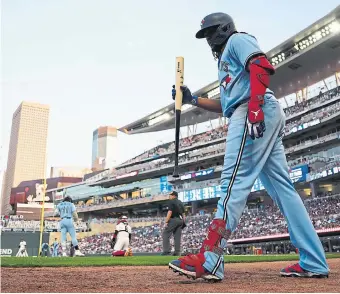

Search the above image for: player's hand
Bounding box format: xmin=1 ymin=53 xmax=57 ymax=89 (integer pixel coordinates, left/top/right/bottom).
xmin=247 ymin=101 xmax=266 ymax=140
xmin=172 ymin=85 xmax=198 ymax=105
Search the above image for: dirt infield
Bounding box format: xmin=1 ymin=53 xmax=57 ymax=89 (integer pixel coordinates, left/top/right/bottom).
xmin=1 ymin=259 xmax=339 ymax=293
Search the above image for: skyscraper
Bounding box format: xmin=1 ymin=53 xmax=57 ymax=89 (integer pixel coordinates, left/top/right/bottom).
xmin=92 ymin=126 xmax=118 ymax=171
xmin=1 ymin=102 xmax=50 ymax=214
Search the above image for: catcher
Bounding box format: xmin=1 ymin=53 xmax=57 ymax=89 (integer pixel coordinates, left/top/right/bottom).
xmin=111 ymin=216 xmax=133 ymax=257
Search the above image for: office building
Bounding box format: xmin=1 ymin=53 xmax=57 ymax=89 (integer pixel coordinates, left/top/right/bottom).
xmin=1 ymin=102 xmax=49 ymax=214
xmin=92 ymin=126 xmax=118 ymax=170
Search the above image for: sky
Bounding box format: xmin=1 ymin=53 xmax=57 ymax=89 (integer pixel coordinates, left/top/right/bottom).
xmin=1 ymin=0 xmax=339 ymax=175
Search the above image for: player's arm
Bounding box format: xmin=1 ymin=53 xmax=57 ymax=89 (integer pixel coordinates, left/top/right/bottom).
xmin=72 ymin=211 xmax=79 ymax=222
xmin=112 ymin=230 xmax=118 ymax=241
xmin=165 ymin=210 xmax=172 ymax=224
xmin=172 ymin=86 xmax=222 ymax=114
xmin=195 ymin=98 xmax=222 ymax=113
xmin=110 ymin=230 xmax=118 ymax=248
xmin=247 ymin=55 xmax=275 ymax=114
xmin=71 ymin=203 xmax=79 ymax=222
xmin=230 ymin=33 xmax=275 ymax=139
xmin=54 ymin=204 xmax=60 ymax=217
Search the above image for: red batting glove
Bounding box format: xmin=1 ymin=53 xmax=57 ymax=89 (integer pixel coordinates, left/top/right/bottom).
xmin=248 ymin=101 xmax=264 ymax=123
xmin=247 ymin=101 xmax=266 ymax=140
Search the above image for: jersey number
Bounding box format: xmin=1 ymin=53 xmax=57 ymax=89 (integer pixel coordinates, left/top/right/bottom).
xmin=61 ymin=206 xmax=70 ymax=215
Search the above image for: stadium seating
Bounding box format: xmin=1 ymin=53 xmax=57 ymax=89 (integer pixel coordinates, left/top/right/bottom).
xmin=115 ymin=86 xmax=340 ymax=170
xmin=0 ymin=218 xmax=88 ymax=232
xmin=90 ymin=85 xmax=340 ymax=183
xmin=2 ymin=194 xmax=339 ymax=254
xmin=77 ymin=193 xmax=340 ymax=255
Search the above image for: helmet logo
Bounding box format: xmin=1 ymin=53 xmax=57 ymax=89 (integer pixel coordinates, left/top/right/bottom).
xmin=201 ymin=18 xmax=205 ymax=27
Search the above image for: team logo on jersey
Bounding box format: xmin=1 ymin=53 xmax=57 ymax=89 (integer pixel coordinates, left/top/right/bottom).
xmin=219 ymin=61 xmax=231 ymax=89
xmin=219 ymin=61 xmax=229 ymax=72
xmin=220 ymin=74 xmax=232 ymax=90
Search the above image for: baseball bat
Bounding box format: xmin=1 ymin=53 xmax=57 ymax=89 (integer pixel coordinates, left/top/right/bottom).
xmin=173 ymin=57 xmax=184 ymax=177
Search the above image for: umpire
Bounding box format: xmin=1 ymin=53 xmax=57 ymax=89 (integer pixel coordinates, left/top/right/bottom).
xmin=162 ymin=191 xmax=185 ymax=256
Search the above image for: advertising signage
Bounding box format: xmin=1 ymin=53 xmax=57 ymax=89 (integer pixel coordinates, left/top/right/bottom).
xmin=179 ymin=164 xmax=309 ymax=202
xmin=308 ymin=165 xmax=340 ymax=182
xmin=179 ymin=185 xmax=222 ymax=202
xmin=180 ymin=168 xmax=214 ymax=181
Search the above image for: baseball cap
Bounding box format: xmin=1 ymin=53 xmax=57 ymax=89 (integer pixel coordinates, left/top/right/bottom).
xmin=169 ymin=191 xmax=178 ymax=197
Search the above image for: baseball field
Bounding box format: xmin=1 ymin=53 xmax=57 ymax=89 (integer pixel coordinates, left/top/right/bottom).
xmin=1 ymin=254 xmax=340 ymax=292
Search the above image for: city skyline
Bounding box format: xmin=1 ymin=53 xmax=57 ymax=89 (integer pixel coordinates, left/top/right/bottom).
xmin=2 ymin=0 xmax=340 ymax=179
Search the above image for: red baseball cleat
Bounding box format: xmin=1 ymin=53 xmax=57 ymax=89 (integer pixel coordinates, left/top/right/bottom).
xmin=169 ymin=253 xmax=222 ymax=282
xmin=168 ymin=219 xmax=229 ymax=282
xmin=280 ymin=263 xmax=328 ymax=278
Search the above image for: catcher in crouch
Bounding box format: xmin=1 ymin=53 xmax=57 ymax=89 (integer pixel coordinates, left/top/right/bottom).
xmin=111 ymin=216 xmax=133 ymax=257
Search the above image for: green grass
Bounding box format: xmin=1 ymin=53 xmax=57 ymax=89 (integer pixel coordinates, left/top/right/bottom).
xmin=1 ymin=253 xmax=339 ymax=267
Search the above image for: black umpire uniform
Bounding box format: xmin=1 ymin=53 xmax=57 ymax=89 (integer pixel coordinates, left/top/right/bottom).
xmin=162 ymin=191 xmax=185 ymax=256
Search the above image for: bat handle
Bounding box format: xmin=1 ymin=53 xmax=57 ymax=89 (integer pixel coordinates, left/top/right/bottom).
xmin=173 ymin=167 xmax=179 ymax=178
xmin=173 ymin=108 xmax=181 ymax=178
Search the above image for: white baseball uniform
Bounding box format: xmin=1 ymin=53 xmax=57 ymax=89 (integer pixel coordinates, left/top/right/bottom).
xmin=113 ymin=222 xmax=132 ymax=251
xmin=16 ymin=240 xmax=28 ymax=257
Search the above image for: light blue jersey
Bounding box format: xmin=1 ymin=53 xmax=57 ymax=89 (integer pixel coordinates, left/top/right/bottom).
xmin=52 ymin=241 xmax=59 ymax=257
xmin=218 ymin=33 xmax=273 ymax=118
xmin=57 ymin=201 xmax=79 ymax=247
xmin=57 ymin=201 xmax=76 ymax=219
xmin=201 ymin=32 xmax=329 ymax=277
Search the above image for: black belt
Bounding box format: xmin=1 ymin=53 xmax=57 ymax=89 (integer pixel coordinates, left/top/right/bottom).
xmin=229 ymin=92 xmax=274 ymax=118
xmin=227 ymin=100 xmax=247 ymax=118
xmin=62 ymin=217 xmax=71 ymax=219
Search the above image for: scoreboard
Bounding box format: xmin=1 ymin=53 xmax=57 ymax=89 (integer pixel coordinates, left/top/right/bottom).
xmin=179 ymin=185 xmax=221 ymax=202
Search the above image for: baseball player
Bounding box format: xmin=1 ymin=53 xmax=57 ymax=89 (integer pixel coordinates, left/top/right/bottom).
xmin=111 ymin=216 xmax=133 ymax=257
xmin=41 ymin=242 xmax=49 ymax=257
xmin=169 ymin=13 xmax=329 ymax=281
xmin=52 ymin=238 xmax=59 ymax=257
xmin=16 ymin=238 xmax=28 ymax=257
xmin=56 ymin=196 xmax=84 ymax=257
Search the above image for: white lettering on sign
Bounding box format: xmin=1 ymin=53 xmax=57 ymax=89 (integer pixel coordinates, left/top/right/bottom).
xmin=180 ymin=174 xmax=192 ymax=180
xmin=0 ymin=249 xmax=13 ymax=256
xmin=115 ymin=171 xmax=138 ymax=179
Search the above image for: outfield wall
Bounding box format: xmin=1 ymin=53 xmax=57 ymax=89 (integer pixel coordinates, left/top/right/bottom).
xmin=48 ymin=220 xmax=162 ymax=244
xmin=1 ymin=231 xmax=49 ymax=257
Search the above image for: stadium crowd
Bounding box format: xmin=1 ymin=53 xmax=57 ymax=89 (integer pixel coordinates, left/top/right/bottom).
xmin=3 ymin=86 xmax=340 ymax=255
xmin=2 ymin=194 xmax=339 ymax=255
xmin=285 ymin=101 xmax=340 ymax=136
xmin=120 ymin=126 xmax=228 ymax=167
xmin=77 ymin=193 xmax=340 ymax=255
xmin=0 ymin=218 xmax=88 ymax=232
xmin=90 ymin=125 xmax=339 ymax=186
xmin=101 ymin=88 xmax=340 ymax=180
xmin=118 ymin=85 xmax=340 ymax=169
xmin=284 ymin=86 xmax=340 ymax=118
xmin=73 ymin=150 xmax=340 ymax=212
